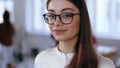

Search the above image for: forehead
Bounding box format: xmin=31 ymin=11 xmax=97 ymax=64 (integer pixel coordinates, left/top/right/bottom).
xmin=48 ymin=0 xmax=79 ymax=12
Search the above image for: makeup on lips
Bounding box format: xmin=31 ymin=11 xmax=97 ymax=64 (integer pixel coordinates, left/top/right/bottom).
xmin=53 ymin=29 xmax=67 ymax=34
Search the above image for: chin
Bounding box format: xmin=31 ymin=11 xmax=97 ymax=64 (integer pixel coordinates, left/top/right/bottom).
xmin=52 ymin=33 xmax=68 ymax=41
xmin=54 ymin=37 xmax=67 ymax=41
xmin=55 ymin=37 xmax=68 ymax=41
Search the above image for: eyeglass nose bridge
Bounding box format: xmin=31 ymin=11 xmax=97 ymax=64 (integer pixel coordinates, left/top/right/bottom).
xmin=54 ymin=14 xmax=63 ymax=24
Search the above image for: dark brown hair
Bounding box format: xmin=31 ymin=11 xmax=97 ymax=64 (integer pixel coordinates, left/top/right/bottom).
xmin=47 ymin=0 xmax=98 ymax=68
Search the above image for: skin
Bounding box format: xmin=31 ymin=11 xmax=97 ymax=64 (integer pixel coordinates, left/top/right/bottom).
xmin=48 ymin=0 xmax=80 ymax=54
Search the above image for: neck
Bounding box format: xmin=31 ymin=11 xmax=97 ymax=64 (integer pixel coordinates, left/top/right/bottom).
xmin=58 ymin=38 xmax=77 ymax=54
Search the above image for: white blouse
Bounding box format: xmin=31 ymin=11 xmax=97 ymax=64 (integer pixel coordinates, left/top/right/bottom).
xmin=34 ymin=47 xmax=115 ymax=68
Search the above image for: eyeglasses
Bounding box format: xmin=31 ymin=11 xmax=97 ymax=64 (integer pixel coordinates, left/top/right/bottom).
xmin=43 ymin=12 xmax=80 ymax=25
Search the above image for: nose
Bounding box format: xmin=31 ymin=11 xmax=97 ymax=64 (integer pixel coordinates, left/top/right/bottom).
xmin=54 ymin=16 xmax=63 ymax=26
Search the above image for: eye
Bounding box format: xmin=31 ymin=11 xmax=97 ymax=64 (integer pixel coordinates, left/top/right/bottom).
xmin=47 ymin=14 xmax=55 ymax=19
xmin=62 ymin=13 xmax=73 ymax=18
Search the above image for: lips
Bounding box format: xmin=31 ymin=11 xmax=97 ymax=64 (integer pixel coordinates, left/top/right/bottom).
xmin=53 ymin=30 xmax=67 ymax=34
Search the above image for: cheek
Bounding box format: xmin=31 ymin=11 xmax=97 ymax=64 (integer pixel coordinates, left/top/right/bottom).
xmin=49 ymin=25 xmax=52 ymax=31
xmin=71 ymin=23 xmax=80 ymax=34
xmin=48 ymin=25 xmax=54 ymax=34
xmin=70 ymin=17 xmax=80 ymax=32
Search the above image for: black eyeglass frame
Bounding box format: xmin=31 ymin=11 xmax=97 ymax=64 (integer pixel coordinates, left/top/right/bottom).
xmin=43 ymin=12 xmax=80 ymax=25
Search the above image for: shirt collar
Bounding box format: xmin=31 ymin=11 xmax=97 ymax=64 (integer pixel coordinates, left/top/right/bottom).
xmin=53 ymin=46 xmax=74 ymax=59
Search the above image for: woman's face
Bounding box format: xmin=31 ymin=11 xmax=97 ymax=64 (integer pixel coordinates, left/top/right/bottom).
xmin=48 ymin=0 xmax=80 ymax=42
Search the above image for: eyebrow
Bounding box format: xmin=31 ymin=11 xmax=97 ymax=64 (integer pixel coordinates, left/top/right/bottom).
xmin=48 ymin=8 xmax=75 ymax=12
xmin=61 ymin=8 xmax=75 ymax=12
xmin=48 ymin=9 xmax=54 ymax=12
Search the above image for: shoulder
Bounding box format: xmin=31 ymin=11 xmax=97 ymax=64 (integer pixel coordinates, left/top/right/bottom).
xmin=98 ymin=54 xmax=115 ymax=68
xmin=34 ymin=47 xmax=64 ymax=68
xmin=35 ymin=47 xmax=56 ymax=60
xmin=34 ymin=47 xmax=58 ymax=68
xmin=37 ymin=47 xmax=56 ymax=57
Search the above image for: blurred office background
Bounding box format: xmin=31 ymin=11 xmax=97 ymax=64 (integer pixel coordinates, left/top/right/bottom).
xmin=0 ymin=0 xmax=120 ymax=68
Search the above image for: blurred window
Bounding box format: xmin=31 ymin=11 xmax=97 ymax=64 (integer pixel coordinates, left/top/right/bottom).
xmin=87 ymin=0 xmax=120 ymax=40
xmin=25 ymin=0 xmax=50 ymax=35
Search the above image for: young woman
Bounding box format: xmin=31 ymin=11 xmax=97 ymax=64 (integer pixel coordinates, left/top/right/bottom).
xmin=34 ymin=0 xmax=115 ymax=68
